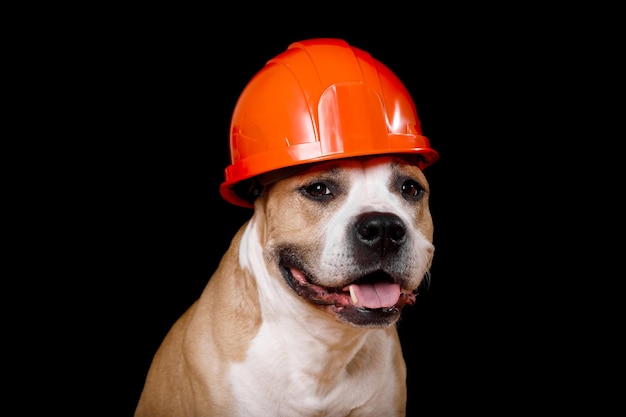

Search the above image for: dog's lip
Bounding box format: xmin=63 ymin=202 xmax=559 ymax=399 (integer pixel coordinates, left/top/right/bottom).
xmin=282 ymin=265 xmax=416 ymax=311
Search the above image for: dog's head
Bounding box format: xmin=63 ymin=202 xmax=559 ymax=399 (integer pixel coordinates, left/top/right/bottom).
xmin=251 ymin=155 xmax=434 ymax=328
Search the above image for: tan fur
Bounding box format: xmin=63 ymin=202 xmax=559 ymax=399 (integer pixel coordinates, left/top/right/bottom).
xmin=135 ymin=227 xmax=262 ymax=416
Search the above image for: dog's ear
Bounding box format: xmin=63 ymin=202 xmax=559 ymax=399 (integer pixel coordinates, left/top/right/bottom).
xmin=231 ymin=165 xmax=311 ymax=206
xmin=232 ymin=177 xmax=265 ymax=206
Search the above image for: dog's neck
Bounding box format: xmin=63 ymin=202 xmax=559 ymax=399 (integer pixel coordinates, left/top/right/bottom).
xmin=237 ymin=216 xmax=390 ymax=385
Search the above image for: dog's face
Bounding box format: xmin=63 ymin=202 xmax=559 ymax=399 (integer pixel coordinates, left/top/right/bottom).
xmin=255 ymin=155 xmax=434 ymax=328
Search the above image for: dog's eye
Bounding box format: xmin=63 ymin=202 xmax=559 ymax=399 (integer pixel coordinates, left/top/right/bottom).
xmin=304 ymin=182 xmax=332 ymax=198
xmin=401 ymin=179 xmax=424 ymax=200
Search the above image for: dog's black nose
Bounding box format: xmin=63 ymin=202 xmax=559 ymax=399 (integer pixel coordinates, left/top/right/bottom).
xmin=354 ymin=212 xmax=406 ymax=257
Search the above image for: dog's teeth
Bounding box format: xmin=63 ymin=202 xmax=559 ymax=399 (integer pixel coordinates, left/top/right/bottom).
xmin=349 ymin=285 xmax=358 ymax=304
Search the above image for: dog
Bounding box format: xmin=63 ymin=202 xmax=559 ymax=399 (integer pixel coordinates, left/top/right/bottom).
xmin=135 ymin=153 xmax=434 ymax=416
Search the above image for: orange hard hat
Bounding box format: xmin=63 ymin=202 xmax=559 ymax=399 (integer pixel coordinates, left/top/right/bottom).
xmin=220 ymin=38 xmax=439 ymax=208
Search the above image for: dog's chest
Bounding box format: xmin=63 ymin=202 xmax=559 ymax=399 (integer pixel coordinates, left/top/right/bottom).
xmin=224 ymin=320 xmax=402 ymax=416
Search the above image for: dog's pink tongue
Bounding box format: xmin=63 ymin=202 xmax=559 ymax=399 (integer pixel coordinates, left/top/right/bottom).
xmin=348 ymin=282 xmax=400 ymax=308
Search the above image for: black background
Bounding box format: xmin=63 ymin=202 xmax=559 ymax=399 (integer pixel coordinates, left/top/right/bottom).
xmin=35 ymin=10 xmax=610 ymax=416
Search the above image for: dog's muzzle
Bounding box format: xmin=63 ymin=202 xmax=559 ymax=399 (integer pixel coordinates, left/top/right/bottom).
xmin=279 ymin=212 xmax=421 ymax=328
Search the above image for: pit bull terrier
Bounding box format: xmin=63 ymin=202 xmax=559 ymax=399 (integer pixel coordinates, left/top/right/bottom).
xmin=135 ymin=154 xmax=434 ymax=416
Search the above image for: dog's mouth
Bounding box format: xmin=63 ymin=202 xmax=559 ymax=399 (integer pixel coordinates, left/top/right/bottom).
xmin=280 ymin=262 xmax=417 ymax=327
